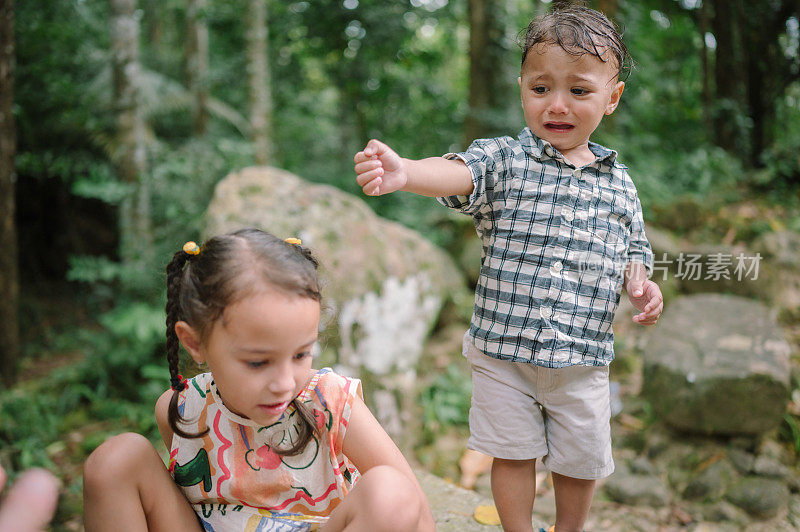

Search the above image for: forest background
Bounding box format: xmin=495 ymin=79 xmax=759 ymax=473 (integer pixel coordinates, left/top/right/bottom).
xmin=0 ymin=0 xmax=799 ymax=527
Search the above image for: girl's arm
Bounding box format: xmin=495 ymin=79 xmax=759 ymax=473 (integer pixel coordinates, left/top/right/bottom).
xmin=155 ymin=390 xmax=176 ymax=451
xmin=342 ymin=395 xmax=435 ymax=529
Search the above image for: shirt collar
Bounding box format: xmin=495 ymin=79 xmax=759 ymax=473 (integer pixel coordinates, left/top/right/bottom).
xmin=518 ymin=127 xmax=619 ymax=166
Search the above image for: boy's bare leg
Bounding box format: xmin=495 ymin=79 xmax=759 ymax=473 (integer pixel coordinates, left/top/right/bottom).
xmin=551 ymin=472 xmax=595 ymax=532
xmin=491 ymin=458 xmax=536 ymax=532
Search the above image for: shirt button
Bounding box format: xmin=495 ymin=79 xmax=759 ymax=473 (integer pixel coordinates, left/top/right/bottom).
xmin=552 ymin=261 xmax=563 ymax=272
xmin=581 ymin=190 xmax=592 ymax=201
xmin=573 ymin=169 xmax=582 ymax=178
xmin=540 ymin=306 xmax=552 ymax=319
xmin=564 ymin=211 xmax=574 ymax=222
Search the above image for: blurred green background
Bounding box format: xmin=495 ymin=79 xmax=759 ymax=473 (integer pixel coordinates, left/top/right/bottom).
xmin=1 ymin=0 xmax=798 ymax=527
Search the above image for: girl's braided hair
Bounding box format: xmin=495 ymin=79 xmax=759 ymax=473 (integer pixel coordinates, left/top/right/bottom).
xmin=165 ymin=228 xmax=321 ymax=456
xmin=520 ymin=2 xmax=632 ymax=81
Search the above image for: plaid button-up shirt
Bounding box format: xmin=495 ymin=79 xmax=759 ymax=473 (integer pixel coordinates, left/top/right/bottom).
xmin=439 ymin=128 xmax=653 ymax=367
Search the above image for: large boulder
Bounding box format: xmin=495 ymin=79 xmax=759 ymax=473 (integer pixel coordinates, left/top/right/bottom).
xmin=752 ymin=230 xmax=800 ymax=318
xmin=641 ymin=294 xmax=791 ymax=436
xmin=645 ymin=226 xmax=800 ymax=312
xmin=204 ymin=166 xmax=469 ymax=449
xmin=668 ymin=242 xmax=764 ymax=297
xmin=645 ymin=229 xmax=765 ymax=298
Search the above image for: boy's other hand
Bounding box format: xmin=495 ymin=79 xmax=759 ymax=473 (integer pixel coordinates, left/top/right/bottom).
xmin=626 ymin=278 xmax=663 ymax=326
xmin=354 ymin=139 xmax=407 ymax=196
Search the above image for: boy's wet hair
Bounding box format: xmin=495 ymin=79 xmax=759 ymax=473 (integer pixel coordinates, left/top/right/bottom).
xmin=520 ymin=3 xmax=632 ymax=81
xmin=164 ymin=228 xmax=321 ymax=456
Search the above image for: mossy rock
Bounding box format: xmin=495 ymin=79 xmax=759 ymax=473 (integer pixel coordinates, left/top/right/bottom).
xmin=725 ymin=477 xmax=789 ymax=519
xmin=204 ymin=166 xmax=470 ymax=448
xmin=642 ymin=294 xmax=790 ymax=436
xmin=683 ymin=459 xmax=738 ymax=502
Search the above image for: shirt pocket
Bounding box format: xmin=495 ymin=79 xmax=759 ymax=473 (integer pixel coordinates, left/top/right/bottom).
xmin=589 ymin=182 xmax=632 ymax=261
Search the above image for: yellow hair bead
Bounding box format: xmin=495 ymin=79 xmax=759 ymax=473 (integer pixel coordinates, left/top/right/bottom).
xmin=182 ymin=241 xmax=200 ymax=255
xmin=284 ymin=237 xmax=302 ymax=245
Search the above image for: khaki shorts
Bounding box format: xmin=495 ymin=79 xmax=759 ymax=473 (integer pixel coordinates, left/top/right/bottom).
xmin=464 ymin=335 xmax=614 ymax=480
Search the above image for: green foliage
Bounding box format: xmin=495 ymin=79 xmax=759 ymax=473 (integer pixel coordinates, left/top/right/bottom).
xmin=67 ymin=256 xmax=127 ymax=284
xmin=620 ymin=144 xmax=744 ymax=211
xmin=149 ymin=138 xmax=253 ymax=235
xmin=0 ymin=390 xmax=65 ymax=469
xmin=15 ymin=0 xmax=110 ymax=150
xmin=781 ymin=413 xmax=800 ymax=455
xmin=14 ymin=0 xmax=800 ymax=242
xmin=8 ymin=1 xmax=800 ymax=521
xmin=0 ymin=301 xmax=168 ymax=473
xmin=419 ymin=364 xmax=472 ymax=443
xmin=14 ymin=0 xmax=799 ymax=273
xmin=756 ymin=82 xmax=800 ymax=196
xmin=77 ymin=302 xmax=167 ymax=401
xmin=780 ymin=376 xmax=800 ymax=456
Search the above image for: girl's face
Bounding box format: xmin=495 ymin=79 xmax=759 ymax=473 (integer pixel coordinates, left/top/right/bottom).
xmin=178 ymin=289 xmax=320 ymax=426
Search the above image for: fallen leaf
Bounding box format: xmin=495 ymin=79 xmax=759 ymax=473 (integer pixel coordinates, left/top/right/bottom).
xmin=696 ymin=452 xmax=724 ymax=473
xmin=474 ymin=504 xmax=501 ymax=526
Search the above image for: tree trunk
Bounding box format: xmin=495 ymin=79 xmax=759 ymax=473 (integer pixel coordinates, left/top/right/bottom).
xmin=707 ymin=0 xmax=797 ymax=165
xmin=698 ymin=0 xmax=712 ymax=137
xmin=0 ymin=0 xmax=18 ymax=385
xmin=247 ymin=0 xmax=274 ymax=165
xmin=144 ymin=0 xmax=163 ymax=49
xmin=111 ymin=0 xmax=151 ymax=271
xmin=464 ymin=0 xmax=509 ymax=144
xmin=745 ymin=26 xmax=767 ymax=167
xmin=741 ymin=1 xmax=798 ymax=167
xmin=186 ymin=0 xmax=209 ymax=135
xmin=709 ymin=0 xmax=744 ymax=153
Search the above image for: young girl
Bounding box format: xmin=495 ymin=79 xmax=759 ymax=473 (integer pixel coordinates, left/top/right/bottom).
xmin=83 ymin=228 xmax=435 ymax=531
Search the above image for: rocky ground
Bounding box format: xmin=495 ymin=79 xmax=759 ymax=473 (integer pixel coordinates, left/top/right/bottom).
xmin=420 ymin=408 xmax=800 ymax=531
xmin=417 ymin=295 xmax=800 ymax=531
xmin=22 ymin=191 xmax=800 ymax=530
xmin=422 ymin=465 xmax=800 ymax=531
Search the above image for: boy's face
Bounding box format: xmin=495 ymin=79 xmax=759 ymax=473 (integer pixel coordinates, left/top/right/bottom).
xmin=518 ymin=43 xmax=624 ymax=165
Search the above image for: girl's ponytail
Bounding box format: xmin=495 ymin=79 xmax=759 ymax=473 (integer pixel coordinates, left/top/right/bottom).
xmin=165 ymin=246 xmax=208 ymax=439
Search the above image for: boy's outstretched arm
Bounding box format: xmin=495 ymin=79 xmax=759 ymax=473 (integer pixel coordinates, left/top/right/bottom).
xmin=354 ymin=139 xmax=473 ymax=198
xmin=624 ymin=262 xmax=663 ymax=326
